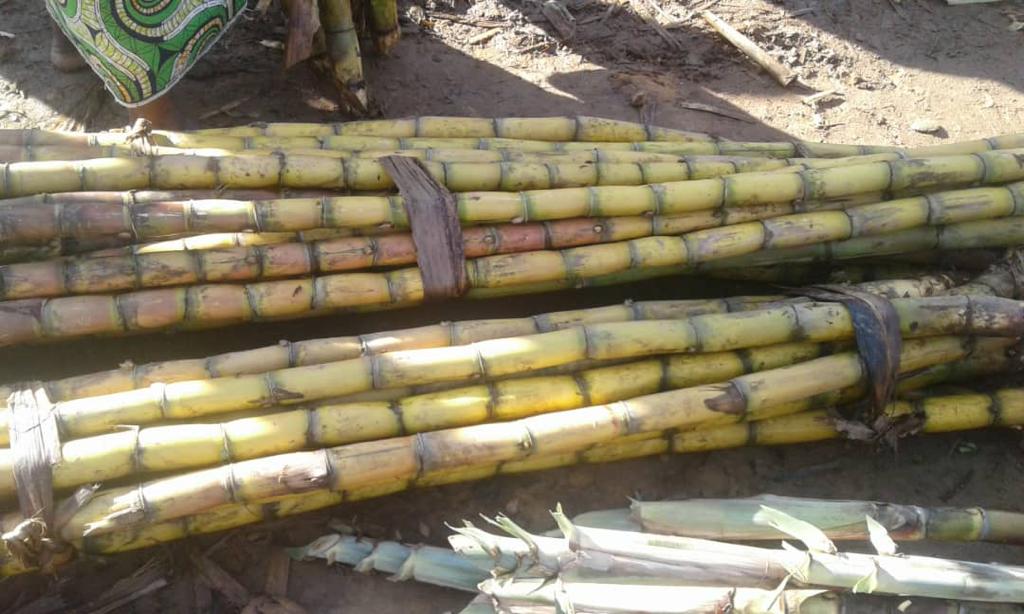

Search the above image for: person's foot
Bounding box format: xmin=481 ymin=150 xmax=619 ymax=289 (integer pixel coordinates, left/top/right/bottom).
xmin=50 ymin=24 xmax=87 ymax=72
xmin=128 ymin=94 xmax=189 ymax=130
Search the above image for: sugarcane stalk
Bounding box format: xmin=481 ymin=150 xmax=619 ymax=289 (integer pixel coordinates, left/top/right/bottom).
xmin=574 ymin=495 xmax=1024 ymax=544
xmin=3 ymin=162 xmax=1021 ymax=250
xmin=8 ymin=122 xmax=1024 ymax=159
xmin=0 ymin=131 xmax=796 ymax=156
xmin=0 ymin=144 xmax=752 ymax=165
xmin=182 ymin=121 xmax=1024 ymax=159
xmin=4 ymin=147 xmax=1024 ymax=198
xmin=417 ymin=216 xmax=1024 ymax=303
xmin=20 ymin=334 xmax=1007 ymax=544
xmin=0 ymin=188 xmax=329 ymax=203
xmin=183 ymin=116 xmax=719 ymax=142
xmin=6 ymin=293 xmax=1022 ymax=434
xmin=7 ymin=119 xmax=1022 ymax=156
xmin=367 ymin=0 xmax=400 ymax=54
xmin=700 ymin=217 xmax=1024 ymax=273
xmin=0 ymin=144 xmax=711 ymax=163
xmin=448 ymin=515 xmax=1024 ymax=602
xmin=895 ymin=342 xmax=1018 ymax=393
xmin=606 ymin=386 xmax=1024 ymax=463
xmin=18 ymin=360 xmax=1009 ymax=578
xmin=0 ymin=340 xmax=843 ymax=498
xmin=320 ymin=0 xmax=368 ymax=112
xmin=0 ymin=186 xmax=862 ymax=251
xmin=0 ymin=228 xmax=368 ymax=266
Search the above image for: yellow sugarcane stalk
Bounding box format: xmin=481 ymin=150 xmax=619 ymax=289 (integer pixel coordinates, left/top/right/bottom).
xmin=161 ymin=116 xmax=718 ymax=142
xmin=539 ymin=217 xmax=1024 ymax=299
xmin=0 ymin=131 xmax=792 ymax=156
xmin=699 ymin=217 xmax=1024 ymax=272
xmin=182 ymin=119 xmax=1024 ymax=159
xmin=5 ymin=120 xmax=1021 ymax=158
xmin=367 ymin=0 xmax=400 ymax=55
xmin=3 ymin=148 xmax=1024 ymax=198
xmin=0 ymin=227 xmax=367 ymax=266
xmin=0 ymin=145 xmax=733 ymax=165
xmin=0 ymin=181 xmax=886 ymax=251
xmin=0 ymin=145 xmax=928 ymax=190
xmin=320 ymin=0 xmax=367 ymax=112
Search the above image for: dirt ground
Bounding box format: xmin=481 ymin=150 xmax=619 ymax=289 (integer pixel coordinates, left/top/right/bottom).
xmin=2 ymin=0 xmax=1024 ymax=611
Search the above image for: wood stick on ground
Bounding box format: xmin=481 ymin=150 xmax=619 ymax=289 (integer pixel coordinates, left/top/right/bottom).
xmin=264 ymin=549 xmax=291 ymax=597
xmin=702 ymin=10 xmax=797 ymax=87
xmin=638 ymin=0 xmax=683 ymax=51
xmin=77 ymin=557 xmax=169 ymax=614
xmin=540 ymin=0 xmax=576 ymax=40
xmin=678 ymin=101 xmax=754 ymax=123
xmin=190 ymin=551 xmax=250 ymax=610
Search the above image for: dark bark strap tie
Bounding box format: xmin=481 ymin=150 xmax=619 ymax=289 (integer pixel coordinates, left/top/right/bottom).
xmin=380 ymin=156 xmax=468 ymax=301
xmin=798 ymin=286 xmax=903 ymax=419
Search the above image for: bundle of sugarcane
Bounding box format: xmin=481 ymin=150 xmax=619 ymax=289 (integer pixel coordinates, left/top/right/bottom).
xmin=2 ymin=124 xmax=1023 ymax=597
xmin=2 ymin=117 xmax=1024 ymax=346
xmin=0 ymin=270 xmax=971 ymax=409
xmin=5 ymin=377 xmax=1011 ymax=579
xmin=1 ymin=267 xmax=1022 ymax=576
xmin=4 ymin=179 xmax=1024 ymax=345
xmin=291 ymin=501 xmax=1024 ymax=611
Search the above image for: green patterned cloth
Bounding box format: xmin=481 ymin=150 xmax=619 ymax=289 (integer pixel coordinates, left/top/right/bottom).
xmin=46 ymin=0 xmax=247 ymax=107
